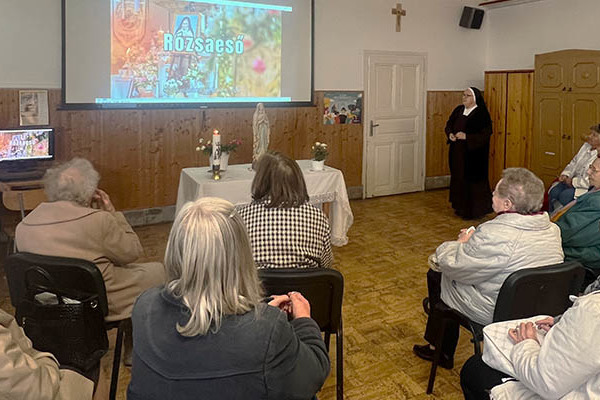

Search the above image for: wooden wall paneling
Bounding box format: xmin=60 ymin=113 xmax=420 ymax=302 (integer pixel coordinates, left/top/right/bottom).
xmin=0 ymin=88 xmax=363 ymax=209
xmin=484 ymin=72 xmax=508 ymax=187
xmin=505 ymin=72 xmax=534 ymax=169
xmin=425 ymin=91 xmax=463 ymax=177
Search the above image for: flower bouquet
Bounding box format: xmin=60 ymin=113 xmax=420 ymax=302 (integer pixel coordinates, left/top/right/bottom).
xmin=195 ymin=136 xmax=242 ymax=171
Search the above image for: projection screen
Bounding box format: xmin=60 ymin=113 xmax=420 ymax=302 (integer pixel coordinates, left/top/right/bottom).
xmin=62 ymin=0 xmax=313 ymax=108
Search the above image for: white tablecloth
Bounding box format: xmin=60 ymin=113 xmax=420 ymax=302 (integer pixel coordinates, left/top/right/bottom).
xmin=175 ymin=160 xmax=353 ymax=246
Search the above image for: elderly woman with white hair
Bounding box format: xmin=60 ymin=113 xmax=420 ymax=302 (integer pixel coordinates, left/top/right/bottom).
xmin=413 ymin=168 xmax=564 ymax=370
xmin=15 ymin=158 xmax=165 ymax=323
xmin=127 ymin=197 xmax=330 ymax=400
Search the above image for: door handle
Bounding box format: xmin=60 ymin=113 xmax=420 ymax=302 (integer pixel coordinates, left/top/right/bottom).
xmin=370 ymin=121 xmax=379 ymax=137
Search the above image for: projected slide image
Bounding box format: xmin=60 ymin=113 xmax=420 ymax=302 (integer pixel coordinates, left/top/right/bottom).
xmin=0 ymin=131 xmax=51 ymax=161
xmin=109 ymin=0 xmax=288 ymax=103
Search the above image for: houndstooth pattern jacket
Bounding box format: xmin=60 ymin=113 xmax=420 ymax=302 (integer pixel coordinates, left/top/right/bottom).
xmin=237 ymin=201 xmax=333 ymax=269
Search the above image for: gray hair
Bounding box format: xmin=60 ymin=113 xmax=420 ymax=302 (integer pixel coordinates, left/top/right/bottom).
xmin=43 ymin=158 xmax=100 ymax=206
xmin=164 ymin=197 xmax=263 ymax=337
xmin=497 ymin=168 xmax=544 ymax=214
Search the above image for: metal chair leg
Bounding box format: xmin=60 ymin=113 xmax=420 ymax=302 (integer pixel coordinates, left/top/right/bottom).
xmin=324 ymin=331 xmax=331 ymax=352
xmin=426 ymin=315 xmax=447 ymax=394
xmin=336 ymin=320 xmax=343 ymax=400
xmin=109 ymin=322 xmax=125 ymax=400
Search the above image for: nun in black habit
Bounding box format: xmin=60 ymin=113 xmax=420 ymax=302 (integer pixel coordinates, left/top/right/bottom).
xmin=445 ymin=87 xmax=493 ymax=219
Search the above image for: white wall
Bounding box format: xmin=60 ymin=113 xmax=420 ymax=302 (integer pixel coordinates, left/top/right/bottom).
xmin=0 ymin=0 xmax=62 ymax=88
xmin=0 ymin=0 xmax=487 ymax=91
xmin=486 ymin=0 xmax=600 ymax=70
xmin=315 ymin=0 xmax=487 ymax=91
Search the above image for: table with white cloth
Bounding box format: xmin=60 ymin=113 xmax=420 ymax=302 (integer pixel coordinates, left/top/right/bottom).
xmin=175 ymin=160 xmax=354 ymax=246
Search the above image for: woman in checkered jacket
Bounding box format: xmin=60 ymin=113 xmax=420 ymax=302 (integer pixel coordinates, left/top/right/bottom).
xmin=238 ymin=151 xmax=333 ymax=269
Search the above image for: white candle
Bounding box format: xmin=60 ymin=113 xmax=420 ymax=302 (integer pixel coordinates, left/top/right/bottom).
xmin=212 ymin=129 xmax=221 ymax=167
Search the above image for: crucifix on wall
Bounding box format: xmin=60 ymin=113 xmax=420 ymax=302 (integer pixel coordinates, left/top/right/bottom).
xmin=391 ymin=3 xmax=407 ymax=32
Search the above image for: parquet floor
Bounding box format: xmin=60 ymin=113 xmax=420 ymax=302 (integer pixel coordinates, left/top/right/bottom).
xmin=0 ymin=189 xmax=490 ymax=399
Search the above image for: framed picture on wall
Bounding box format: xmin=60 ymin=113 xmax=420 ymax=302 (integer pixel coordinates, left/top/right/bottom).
xmin=19 ymin=90 xmax=49 ymax=126
xmin=323 ymin=91 xmax=362 ymax=125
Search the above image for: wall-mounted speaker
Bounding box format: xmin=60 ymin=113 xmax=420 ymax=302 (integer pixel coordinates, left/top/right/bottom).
xmin=459 ymin=6 xmax=485 ymax=29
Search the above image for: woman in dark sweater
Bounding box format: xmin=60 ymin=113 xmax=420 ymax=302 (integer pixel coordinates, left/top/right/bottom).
xmin=127 ymin=197 xmax=330 ymax=400
xmin=446 ymin=87 xmax=493 ymax=219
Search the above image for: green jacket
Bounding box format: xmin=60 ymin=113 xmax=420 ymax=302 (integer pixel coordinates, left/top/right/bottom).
xmin=556 ymin=189 xmax=600 ymax=271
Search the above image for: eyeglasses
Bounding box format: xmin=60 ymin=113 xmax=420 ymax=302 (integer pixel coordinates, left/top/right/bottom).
xmin=462 ymin=93 xmax=473 ymax=97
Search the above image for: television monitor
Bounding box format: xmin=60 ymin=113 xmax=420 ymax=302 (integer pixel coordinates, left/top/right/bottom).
xmin=62 ymin=0 xmax=314 ymax=109
xmin=0 ymin=128 xmax=55 ymax=163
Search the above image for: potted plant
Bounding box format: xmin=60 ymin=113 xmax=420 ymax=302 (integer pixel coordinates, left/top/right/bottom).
xmin=311 ymin=141 xmax=328 ymax=171
xmin=196 ymin=137 xmax=242 ymax=171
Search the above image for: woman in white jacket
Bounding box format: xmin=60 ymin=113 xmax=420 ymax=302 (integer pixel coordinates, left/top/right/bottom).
xmin=413 ymin=168 xmax=564 ymax=369
xmin=460 ymin=291 xmax=600 ymax=400
xmin=548 ymin=125 xmax=600 ymax=213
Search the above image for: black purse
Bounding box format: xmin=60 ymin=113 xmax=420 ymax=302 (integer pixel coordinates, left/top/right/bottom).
xmin=19 ymin=266 xmax=109 ymax=372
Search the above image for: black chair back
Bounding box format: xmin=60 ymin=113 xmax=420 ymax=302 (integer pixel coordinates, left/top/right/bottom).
xmin=493 ymin=260 xmax=585 ymax=322
xmin=258 ymin=268 xmax=343 ymax=333
xmin=5 ymin=252 xmax=109 ymax=319
xmin=257 ymin=268 xmax=344 ymax=400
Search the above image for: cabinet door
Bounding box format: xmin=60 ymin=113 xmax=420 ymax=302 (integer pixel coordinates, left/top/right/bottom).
xmin=570 ymin=56 xmax=600 ymax=93
xmin=505 ymin=72 xmax=534 ymax=170
xmin=535 ymin=54 xmax=567 ymax=93
xmin=533 ymin=93 xmax=565 ymax=186
xmin=485 ymin=72 xmax=507 ymax=187
xmin=565 ymin=94 xmax=600 ymax=154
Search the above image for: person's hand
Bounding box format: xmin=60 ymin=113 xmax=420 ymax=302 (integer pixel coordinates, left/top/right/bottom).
xmin=457 ymin=227 xmax=475 ymax=243
xmin=268 ymin=294 xmax=292 ymax=314
xmin=288 ymin=291 xmax=311 ymax=319
xmin=508 ymin=322 xmax=539 ymax=344
xmin=92 ymin=189 xmax=116 ymax=212
xmin=535 ymin=316 xmax=555 ymax=332
xmin=455 ymin=132 xmax=467 ymax=140
xmin=558 ymin=174 xmax=569 ymax=183
xmin=448 ymin=133 xmax=457 ymax=142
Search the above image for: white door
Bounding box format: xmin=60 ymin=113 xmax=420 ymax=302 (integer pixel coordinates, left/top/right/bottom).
xmin=363 ymin=52 xmax=426 ymax=197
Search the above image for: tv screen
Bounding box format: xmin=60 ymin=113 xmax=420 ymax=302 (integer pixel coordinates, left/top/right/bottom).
xmin=63 ymin=0 xmax=313 ymax=108
xmin=0 ymin=129 xmax=54 ymax=162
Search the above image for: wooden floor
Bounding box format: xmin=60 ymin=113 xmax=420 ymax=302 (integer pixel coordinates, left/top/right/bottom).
xmin=0 ymin=189 xmax=490 ymax=399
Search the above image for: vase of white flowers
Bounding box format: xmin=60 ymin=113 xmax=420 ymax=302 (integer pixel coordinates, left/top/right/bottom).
xmin=311 ymin=141 xmax=328 ymax=171
xmin=196 ymin=136 xmax=242 ymax=171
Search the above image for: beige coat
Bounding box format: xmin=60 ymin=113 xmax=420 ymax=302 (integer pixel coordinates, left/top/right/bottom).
xmin=16 ymin=201 xmax=165 ymax=321
xmin=0 ymin=309 xmax=93 ymax=400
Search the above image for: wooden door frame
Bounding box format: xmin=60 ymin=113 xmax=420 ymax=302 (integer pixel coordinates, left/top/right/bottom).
xmin=361 ymin=50 xmax=428 ymax=198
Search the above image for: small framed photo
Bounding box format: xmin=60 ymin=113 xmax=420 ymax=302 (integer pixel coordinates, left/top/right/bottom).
xmin=19 ymin=90 xmax=49 ymax=126
xmin=323 ymin=91 xmax=363 ymax=125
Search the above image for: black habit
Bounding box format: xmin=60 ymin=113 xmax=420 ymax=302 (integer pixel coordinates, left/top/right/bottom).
xmin=445 ymin=94 xmax=493 ymax=219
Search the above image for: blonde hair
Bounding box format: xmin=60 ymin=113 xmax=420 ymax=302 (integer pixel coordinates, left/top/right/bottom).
xmin=164 ymin=197 xmax=263 ymax=337
xmin=43 ymin=158 xmax=99 ymax=206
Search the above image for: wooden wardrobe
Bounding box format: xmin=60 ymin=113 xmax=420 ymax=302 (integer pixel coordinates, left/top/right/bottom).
xmin=484 ymin=70 xmax=535 ymax=187
xmin=532 ymin=50 xmax=600 ymax=186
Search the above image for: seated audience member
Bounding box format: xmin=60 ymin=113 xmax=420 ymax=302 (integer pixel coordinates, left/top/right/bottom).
xmin=554 ymin=156 xmax=600 ymax=287
xmin=548 ymin=124 xmax=600 ymax=213
xmin=413 ymin=168 xmax=564 ymax=368
xmin=0 ymin=308 xmax=93 ymax=400
xmin=127 ymin=197 xmax=330 ymax=400
xmin=238 ymin=151 xmax=333 ymax=269
xmin=15 ymin=158 xmax=165 ymax=322
xmin=15 ymin=158 xmax=165 ymax=368
xmin=460 ymin=290 xmax=600 ymax=400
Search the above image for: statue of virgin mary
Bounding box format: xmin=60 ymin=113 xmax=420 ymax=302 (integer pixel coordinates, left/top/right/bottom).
xmin=252 ymin=103 xmax=270 ymax=166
